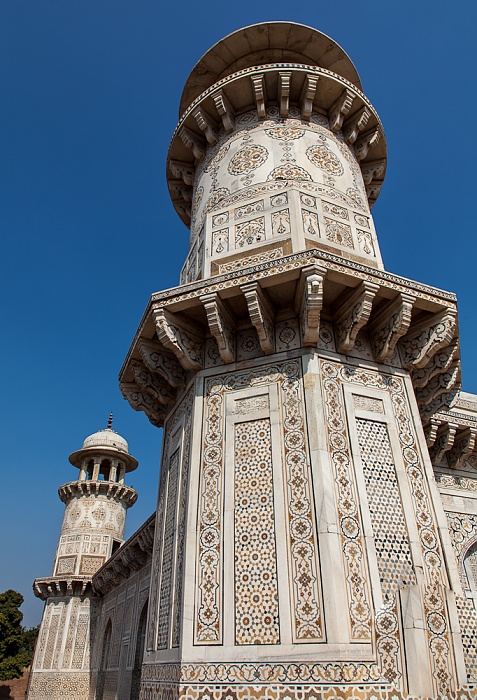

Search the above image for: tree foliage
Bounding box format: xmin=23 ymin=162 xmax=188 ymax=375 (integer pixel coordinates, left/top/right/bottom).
xmin=0 ymin=590 xmax=39 ymax=681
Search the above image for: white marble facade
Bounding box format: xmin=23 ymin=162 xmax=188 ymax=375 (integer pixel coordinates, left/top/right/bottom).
xmin=29 ymin=20 xmax=477 ymax=700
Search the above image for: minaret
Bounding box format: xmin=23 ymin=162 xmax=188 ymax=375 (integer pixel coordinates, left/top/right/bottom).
xmin=28 ymin=420 xmax=138 ymax=700
xmin=120 ymin=22 xmax=467 ymax=700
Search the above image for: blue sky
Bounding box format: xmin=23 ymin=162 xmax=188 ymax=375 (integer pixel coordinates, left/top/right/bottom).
xmin=1 ymin=1 xmax=476 ymax=628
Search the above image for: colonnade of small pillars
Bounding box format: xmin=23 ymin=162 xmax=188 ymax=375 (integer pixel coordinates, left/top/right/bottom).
xmin=77 ymin=456 xmax=126 ymax=484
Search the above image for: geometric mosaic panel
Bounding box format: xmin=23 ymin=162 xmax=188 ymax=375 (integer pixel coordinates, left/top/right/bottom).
xmin=456 ymin=596 xmax=477 ymax=683
xmin=234 ymin=419 xmax=280 ymax=644
xmin=356 ymin=418 xmax=416 ymax=602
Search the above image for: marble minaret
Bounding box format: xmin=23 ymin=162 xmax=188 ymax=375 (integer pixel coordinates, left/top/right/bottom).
xmin=28 ymin=421 xmax=138 ymax=699
xmin=119 ymin=22 xmax=469 ymax=700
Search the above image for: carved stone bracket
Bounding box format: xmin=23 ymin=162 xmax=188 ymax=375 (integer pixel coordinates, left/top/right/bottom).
xmin=241 ymin=282 xmax=275 ymax=354
xmin=169 ymin=160 xmax=195 ymax=186
xmin=360 ymin=159 xmax=386 ymax=185
xmin=251 ymin=74 xmax=267 ymax=119
xmin=193 ymin=107 xmax=219 ymax=145
xmin=200 ymin=293 xmax=236 ymax=363
xmin=429 ymin=422 xmax=458 ymax=464
xmin=447 ymin=427 xmax=477 ymax=470
xmin=120 ymin=382 xmax=165 ymax=427
xmin=415 ymin=362 xmax=461 ymax=408
xmin=211 ymin=90 xmax=235 ymax=133
xmin=295 ymin=265 xmax=326 ymax=346
xmin=279 ymin=71 xmax=292 ymax=118
xmin=369 ymin=293 xmax=414 ymax=362
xmin=354 ymin=127 xmax=381 ymax=161
xmin=328 ymin=89 xmax=355 ymax=132
xmin=333 ymin=281 xmax=379 ymax=353
xmin=153 ymin=308 xmax=204 ymax=371
xmin=424 ymin=418 xmax=441 ymax=448
xmin=179 ymin=126 xmax=206 ymax=161
xmin=343 ymin=107 xmax=370 ymax=144
xmin=300 ymin=74 xmax=319 ymax=120
xmin=420 ymin=383 xmax=462 ymax=421
xmin=401 ymin=309 xmax=457 ymax=370
xmin=138 ymin=338 xmax=186 ymax=388
xmin=411 ymin=340 xmax=459 ymax=389
xmin=168 ymin=179 xmax=193 ymax=202
xmin=130 ymin=359 xmax=176 ymax=406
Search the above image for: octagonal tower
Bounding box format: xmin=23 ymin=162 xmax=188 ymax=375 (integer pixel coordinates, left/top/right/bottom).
xmin=120 ymin=22 xmax=468 ymax=700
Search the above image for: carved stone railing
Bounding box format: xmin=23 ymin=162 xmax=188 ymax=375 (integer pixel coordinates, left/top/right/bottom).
xmin=119 ymin=247 xmax=460 ymax=431
xmin=58 ymin=480 xmax=137 ymax=508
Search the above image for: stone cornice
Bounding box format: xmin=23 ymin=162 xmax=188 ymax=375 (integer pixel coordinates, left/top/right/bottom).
xmin=92 ymin=513 xmax=155 ymax=596
xmin=167 ymin=63 xmax=386 ymax=224
xmin=58 ymin=480 xmax=138 ymax=508
xmin=33 ymin=576 xmax=94 ymax=601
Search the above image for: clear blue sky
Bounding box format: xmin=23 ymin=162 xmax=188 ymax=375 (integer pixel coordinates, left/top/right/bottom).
xmin=1 ymin=1 xmax=476 ymax=628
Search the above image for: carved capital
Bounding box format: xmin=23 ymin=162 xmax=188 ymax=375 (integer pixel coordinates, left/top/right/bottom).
xmin=130 ymin=360 xmax=176 ymax=406
xmin=201 ymin=293 xmax=236 ymax=363
xmin=241 ymin=282 xmax=275 ymax=355
xmin=279 ymin=71 xmax=292 ymax=118
xmin=153 ymin=308 xmax=203 ymax=371
xmin=447 ymin=428 xmax=477 ymax=470
xmin=120 ymin=382 xmax=165 ymax=427
xmin=329 ymin=89 xmax=355 ymax=132
xmin=179 ymin=126 xmax=206 ymax=161
xmin=193 ymin=107 xmax=219 ymax=145
xmin=138 ymin=338 xmax=186 ymax=388
xmin=251 ymin=74 xmax=267 ymax=119
xmin=169 ymin=160 xmax=195 ymax=186
xmin=333 ymin=281 xmax=379 ymax=353
xmin=300 ymin=74 xmax=319 ymax=120
xmin=211 ymin=90 xmax=235 ymax=133
xmin=295 ymin=265 xmax=327 ymax=346
xmin=354 ymin=127 xmax=381 ymax=161
xmin=401 ymin=309 xmax=457 ymax=370
xmin=369 ymin=293 xmax=414 ymax=362
xmin=343 ymin=107 xmax=370 ymax=144
xmin=429 ymin=422 xmax=458 ymax=464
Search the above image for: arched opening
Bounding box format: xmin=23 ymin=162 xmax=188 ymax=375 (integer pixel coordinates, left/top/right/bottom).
xmin=131 ymin=600 xmax=148 ymax=700
xmin=95 ymin=619 xmax=112 ymax=700
xmin=87 ymin=459 xmax=94 ymax=480
xmin=464 ymin=541 xmax=477 ymax=610
xmin=99 ymin=459 xmax=111 ymax=481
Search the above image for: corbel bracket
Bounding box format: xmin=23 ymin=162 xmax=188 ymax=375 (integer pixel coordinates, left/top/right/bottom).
xmin=251 ymin=74 xmax=267 ymax=119
xmin=361 ymin=159 xmax=386 ymax=185
xmin=424 ymin=418 xmax=441 ymax=448
xmin=447 ymin=427 xmax=477 ymax=470
xmin=169 ymin=160 xmax=195 ymax=186
xmin=329 ymin=88 xmax=355 ymax=132
xmin=429 ymin=422 xmax=458 ymax=464
xmin=415 ymin=362 xmax=461 ymax=408
xmin=355 ymin=127 xmax=381 ymax=161
xmin=241 ymin=282 xmax=275 ymax=355
xmin=279 ymin=71 xmax=292 ymax=118
xmin=333 ymin=281 xmax=379 ymax=354
xmin=168 ymin=179 xmax=193 ymax=203
xmin=300 ymin=74 xmax=319 ymax=120
xmin=138 ymin=338 xmax=186 ymax=388
xmin=129 ymin=359 xmax=176 ymax=406
xmin=200 ymin=292 xmax=236 ymax=363
xmin=295 ymin=265 xmax=327 ymax=346
xmin=120 ymin=382 xmax=165 ymax=427
xmin=401 ymin=309 xmax=457 ymax=370
xmin=411 ymin=339 xmax=459 ymax=389
xmin=369 ymin=293 xmax=414 ymax=363
xmin=179 ymin=126 xmax=206 ymax=161
xmin=343 ymin=107 xmax=370 ymax=144
xmin=211 ymin=90 xmax=235 ymax=133
xmin=153 ymin=307 xmax=203 ymax=371
xmin=193 ymin=107 xmax=219 ymax=146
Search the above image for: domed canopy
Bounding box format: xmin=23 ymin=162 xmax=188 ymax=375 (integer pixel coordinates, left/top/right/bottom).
xmin=69 ymin=428 xmax=138 ymax=472
xmin=179 ymin=21 xmax=362 ymax=117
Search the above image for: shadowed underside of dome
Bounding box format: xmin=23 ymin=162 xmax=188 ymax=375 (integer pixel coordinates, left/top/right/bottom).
xmin=179 ymin=22 xmax=363 ymax=117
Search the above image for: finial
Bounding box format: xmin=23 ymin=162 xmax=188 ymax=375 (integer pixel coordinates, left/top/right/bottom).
xmin=107 ymin=412 xmax=113 ymax=430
